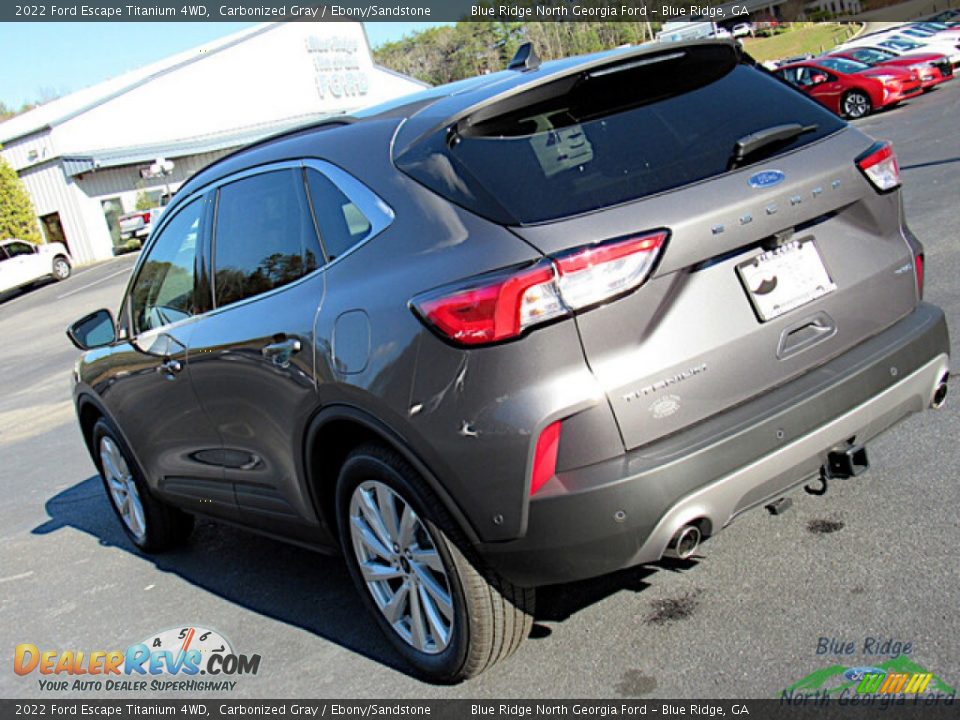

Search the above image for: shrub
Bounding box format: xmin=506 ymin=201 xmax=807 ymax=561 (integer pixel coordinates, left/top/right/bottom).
xmin=0 ymin=148 xmax=41 ymax=244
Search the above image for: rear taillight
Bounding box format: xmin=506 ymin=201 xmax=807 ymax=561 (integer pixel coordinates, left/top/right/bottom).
xmin=915 ymin=253 xmax=924 ymax=298
xmin=412 ymin=230 xmax=667 ymax=346
xmin=413 ymin=262 xmax=564 ymax=346
xmin=856 ymin=141 xmax=901 ymax=193
xmin=530 ymin=420 xmax=561 ymax=496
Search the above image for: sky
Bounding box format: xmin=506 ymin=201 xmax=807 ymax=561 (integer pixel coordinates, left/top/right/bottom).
xmin=0 ymin=21 xmax=449 ymax=109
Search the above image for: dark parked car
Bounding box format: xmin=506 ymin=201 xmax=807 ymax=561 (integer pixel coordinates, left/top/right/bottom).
xmin=774 ymin=56 xmax=922 ymax=118
xmin=67 ymin=41 xmax=950 ymax=682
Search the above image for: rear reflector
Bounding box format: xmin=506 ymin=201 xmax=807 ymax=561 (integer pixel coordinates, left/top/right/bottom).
xmin=412 ymin=230 xmax=667 ymax=346
xmin=915 ymin=253 xmax=924 ymax=298
xmin=530 ymin=421 xmax=561 ymax=496
xmin=856 ymin=141 xmax=901 ymax=193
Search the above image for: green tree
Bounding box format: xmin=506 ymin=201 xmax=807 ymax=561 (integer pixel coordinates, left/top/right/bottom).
xmin=0 ymin=147 xmax=41 ymax=244
xmin=135 ymin=190 xmax=155 ymax=211
xmin=373 ymin=21 xmax=663 ymax=86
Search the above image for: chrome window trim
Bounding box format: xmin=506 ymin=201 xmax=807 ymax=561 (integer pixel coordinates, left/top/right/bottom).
xmin=159 ymin=158 xmax=394 ymax=245
xmin=133 ymin=157 xmax=394 ymax=322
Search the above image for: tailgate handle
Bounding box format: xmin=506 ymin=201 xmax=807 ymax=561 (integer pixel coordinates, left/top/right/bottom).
xmin=778 ymin=312 xmax=836 ymax=360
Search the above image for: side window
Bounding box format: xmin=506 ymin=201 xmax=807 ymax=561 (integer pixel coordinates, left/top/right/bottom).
xmin=213 ymin=169 xmax=322 ymax=307
xmin=305 ymin=169 xmax=373 ymax=262
xmin=0 ymin=246 xmax=10 ymax=261
xmin=6 ymin=241 xmax=36 ymax=257
xmin=129 ymin=199 xmax=203 ymax=335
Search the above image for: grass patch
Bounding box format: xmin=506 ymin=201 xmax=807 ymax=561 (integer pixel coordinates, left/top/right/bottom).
xmin=742 ymin=23 xmax=862 ymax=63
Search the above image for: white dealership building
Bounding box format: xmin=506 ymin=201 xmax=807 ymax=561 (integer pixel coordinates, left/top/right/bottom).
xmin=0 ymin=22 xmax=427 ymax=264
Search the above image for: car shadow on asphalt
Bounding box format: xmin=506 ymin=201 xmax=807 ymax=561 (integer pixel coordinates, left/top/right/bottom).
xmin=33 ymin=476 xmax=680 ymax=679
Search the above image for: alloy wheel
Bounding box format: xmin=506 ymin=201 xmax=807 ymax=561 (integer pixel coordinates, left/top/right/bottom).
xmin=53 ymin=259 xmax=70 ymax=279
xmin=99 ymin=436 xmax=147 ymax=541
xmin=348 ymin=480 xmax=454 ymax=654
xmin=844 ymin=92 xmax=870 ymax=119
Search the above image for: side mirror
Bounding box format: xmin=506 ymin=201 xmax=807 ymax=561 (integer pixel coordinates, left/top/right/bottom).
xmin=811 ymin=73 xmax=829 ymax=84
xmin=67 ymin=309 xmax=116 ymax=350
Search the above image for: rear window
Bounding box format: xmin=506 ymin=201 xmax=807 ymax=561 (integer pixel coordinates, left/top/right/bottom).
xmin=397 ymin=46 xmax=845 ymax=225
xmin=880 ymin=38 xmax=923 ymax=50
xmin=817 ymin=57 xmax=869 ymax=73
xmin=846 ymin=48 xmax=896 ymax=63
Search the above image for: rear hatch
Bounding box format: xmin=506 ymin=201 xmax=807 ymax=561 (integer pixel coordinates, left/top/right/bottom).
xmin=397 ymin=43 xmax=920 ymax=450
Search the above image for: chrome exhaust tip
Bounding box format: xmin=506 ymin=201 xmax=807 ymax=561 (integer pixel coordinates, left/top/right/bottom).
xmin=931 ymin=373 xmax=948 ymax=409
xmin=663 ymin=524 xmax=702 ymax=560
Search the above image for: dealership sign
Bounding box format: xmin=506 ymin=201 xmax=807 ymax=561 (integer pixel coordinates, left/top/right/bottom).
xmin=305 ymin=34 xmax=369 ymax=101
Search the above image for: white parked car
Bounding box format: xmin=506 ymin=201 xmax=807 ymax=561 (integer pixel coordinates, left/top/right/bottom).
xmin=732 ymin=23 xmax=754 ymax=38
xmin=845 ymin=33 xmax=960 ymax=66
xmin=0 ymin=239 xmax=72 ymax=294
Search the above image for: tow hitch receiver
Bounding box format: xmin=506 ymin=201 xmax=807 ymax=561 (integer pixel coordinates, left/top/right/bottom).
xmin=826 ymin=444 xmax=869 ymax=479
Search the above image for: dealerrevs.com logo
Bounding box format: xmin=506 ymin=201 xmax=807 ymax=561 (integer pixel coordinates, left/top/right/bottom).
xmin=14 ymin=626 xmax=260 ymax=692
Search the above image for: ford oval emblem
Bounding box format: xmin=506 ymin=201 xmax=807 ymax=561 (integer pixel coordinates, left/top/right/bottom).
xmin=748 ymin=170 xmax=785 ymax=188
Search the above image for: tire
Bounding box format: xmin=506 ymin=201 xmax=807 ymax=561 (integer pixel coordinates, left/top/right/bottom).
xmin=52 ymin=256 xmax=71 ymax=281
xmin=91 ymin=418 xmax=193 ymax=552
xmin=841 ymin=90 xmax=872 ymax=119
xmin=335 ymin=444 xmax=534 ymax=683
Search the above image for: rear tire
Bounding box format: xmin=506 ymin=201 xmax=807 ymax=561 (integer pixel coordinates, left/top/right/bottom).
xmin=841 ymin=90 xmax=872 ymax=119
xmin=92 ymin=418 xmax=193 ymax=552
xmin=52 ymin=256 xmax=71 ymax=281
xmin=335 ymin=444 xmax=534 ymax=683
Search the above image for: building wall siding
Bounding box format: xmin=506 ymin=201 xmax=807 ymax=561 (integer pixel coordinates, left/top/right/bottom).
xmin=0 ymin=130 xmax=58 ymax=173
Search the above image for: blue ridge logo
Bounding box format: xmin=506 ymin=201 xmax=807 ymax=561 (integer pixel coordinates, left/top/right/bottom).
xmin=749 ymin=170 xmax=786 ymax=188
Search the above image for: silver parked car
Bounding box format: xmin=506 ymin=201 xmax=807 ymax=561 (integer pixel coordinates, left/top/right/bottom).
xmin=67 ymin=41 xmax=949 ymax=682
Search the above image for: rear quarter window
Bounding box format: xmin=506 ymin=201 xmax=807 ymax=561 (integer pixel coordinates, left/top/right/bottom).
xmin=397 ymin=48 xmax=846 ymax=225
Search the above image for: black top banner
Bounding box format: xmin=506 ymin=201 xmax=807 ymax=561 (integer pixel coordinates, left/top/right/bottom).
xmin=4 ymin=0 xmax=959 ymax=22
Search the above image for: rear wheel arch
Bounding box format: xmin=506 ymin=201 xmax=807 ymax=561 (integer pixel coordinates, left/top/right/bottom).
xmin=302 ymin=405 xmax=481 ymax=547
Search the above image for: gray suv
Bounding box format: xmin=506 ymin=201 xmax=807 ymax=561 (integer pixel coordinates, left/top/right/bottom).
xmin=67 ymin=42 xmax=950 ymax=682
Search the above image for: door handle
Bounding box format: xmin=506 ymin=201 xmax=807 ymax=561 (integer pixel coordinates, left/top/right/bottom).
xmin=262 ymin=337 xmax=301 ymax=368
xmin=156 ymin=357 xmax=182 ymax=380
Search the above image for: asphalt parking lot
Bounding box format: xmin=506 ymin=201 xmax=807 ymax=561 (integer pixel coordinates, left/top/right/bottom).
xmin=1 ymin=80 xmax=958 ymax=700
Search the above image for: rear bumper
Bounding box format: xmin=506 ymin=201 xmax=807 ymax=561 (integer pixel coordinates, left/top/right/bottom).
xmin=478 ymin=303 xmax=950 ymax=587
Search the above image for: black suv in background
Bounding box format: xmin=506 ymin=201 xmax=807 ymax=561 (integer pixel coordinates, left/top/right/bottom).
xmin=68 ymin=41 xmax=949 ymax=681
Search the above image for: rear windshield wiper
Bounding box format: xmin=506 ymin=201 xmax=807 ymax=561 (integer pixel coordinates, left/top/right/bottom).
xmin=729 ymin=123 xmax=818 ymax=169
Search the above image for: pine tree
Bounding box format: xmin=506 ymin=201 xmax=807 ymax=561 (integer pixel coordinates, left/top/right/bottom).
xmin=0 ymin=147 xmax=42 ymax=244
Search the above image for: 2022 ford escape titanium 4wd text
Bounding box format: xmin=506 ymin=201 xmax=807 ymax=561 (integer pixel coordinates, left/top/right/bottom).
xmin=67 ymin=41 xmax=949 ymax=682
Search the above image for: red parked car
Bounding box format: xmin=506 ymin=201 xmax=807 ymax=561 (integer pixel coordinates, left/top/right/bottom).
xmin=774 ymin=57 xmax=923 ymax=119
xmin=827 ymin=47 xmax=953 ymax=90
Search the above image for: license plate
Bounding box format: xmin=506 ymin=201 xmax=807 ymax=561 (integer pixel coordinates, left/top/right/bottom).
xmin=737 ymin=240 xmax=836 ymax=322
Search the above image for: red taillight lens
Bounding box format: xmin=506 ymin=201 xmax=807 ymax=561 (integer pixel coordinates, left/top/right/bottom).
xmin=856 ymin=141 xmax=901 ymax=193
xmin=530 ymin=420 xmax=561 ymax=496
xmin=415 ymin=262 xmax=562 ymax=346
xmin=412 ymin=230 xmax=667 ymax=346
xmin=915 ymin=253 xmax=924 ymax=298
